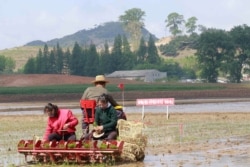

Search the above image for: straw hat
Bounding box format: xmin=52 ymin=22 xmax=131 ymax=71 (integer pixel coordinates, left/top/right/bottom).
xmin=91 ymin=75 xmax=109 ymax=83
xmin=93 ymin=131 xmax=105 ymax=139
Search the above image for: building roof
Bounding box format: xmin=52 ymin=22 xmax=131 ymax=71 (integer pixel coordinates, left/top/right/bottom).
xmin=106 ymin=69 xmax=162 ymax=77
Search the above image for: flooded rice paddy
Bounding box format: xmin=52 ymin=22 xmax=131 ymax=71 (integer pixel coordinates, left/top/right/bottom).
xmin=1 ymin=101 xmax=250 ymax=167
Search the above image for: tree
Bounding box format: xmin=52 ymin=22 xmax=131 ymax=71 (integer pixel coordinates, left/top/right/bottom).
xmin=99 ymin=41 xmax=112 ymax=74
xmin=136 ymin=37 xmax=147 ymax=64
xmin=0 ymin=55 xmax=15 ymax=73
xmin=36 ymin=49 xmax=43 ymax=73
xmin=62 ymin=48 xmax=71 ymax=74
xmin=122 ymin=35 xmax=136 ymax=70
xmin=198 ymin=25 xmax=207 ymax=33
xmin=24 ymin=57 xmax=36 ymax=74
xmin=185 ymin=17 xmax=198 ymax=34
xmin=228 ymin=24 xmax=250 ymax=83
xmin=119 ymin=8 xmax=145 ymax=50
xmin=159 ymin=60 xmax=184 ymax=79
xmin=42 ymin=44 xmax=49 ymax=73
xmin=55 ymin=43 xmax=64 ymax=74
xmin=180 ymin=56 xmax=198 ymax=79
xmin=146 ymin=34 xmax=160 ymax=64
xmin=48 ymin=48 xmax=57 ymax=74
xmin=196 ymin=29 xmax=230 ymax=82
xmin=0 ymin=55 xmax=6 ymax=72
xmin=4 ymin=57 xmax=15 ymax=73
xmin=111 ymin=35 xmax=123 ymax=71
xmin=70 ymin=42 xmax=82 ymax=75
xmin=84 ymin=43 xmax=99 ymax=76
xmin=165 ymin=12 xmax=185 ymax=37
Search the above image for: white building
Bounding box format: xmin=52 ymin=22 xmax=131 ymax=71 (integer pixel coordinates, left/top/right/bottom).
xmin=106 ymin=69 xmax=167 ymax=82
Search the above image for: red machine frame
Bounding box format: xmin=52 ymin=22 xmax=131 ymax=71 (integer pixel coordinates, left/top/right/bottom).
xmin=18 ymin=100 xmax=126 ymax=164
xmin=80 ymin=99 xmax=96 ymax=124
xmin=18 ymin=139 xmax=124 ymax=164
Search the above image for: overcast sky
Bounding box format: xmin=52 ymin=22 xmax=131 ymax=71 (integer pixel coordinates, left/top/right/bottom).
xmin=1 ymin=0 xmax=249 ymax=50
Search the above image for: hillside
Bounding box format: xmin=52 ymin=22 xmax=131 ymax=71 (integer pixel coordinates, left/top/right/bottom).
xmin=0 ymin=22 xmax=162 ymax=72
xmin=25 ymin=22 xmax=157 ymax=48
xmin=0 ymin=37 xmax=179 ymax=72
xmin=0 ymin=22 xmax=195 ymax=72
xmin=0 ymin=46 xmax=41 ymax=71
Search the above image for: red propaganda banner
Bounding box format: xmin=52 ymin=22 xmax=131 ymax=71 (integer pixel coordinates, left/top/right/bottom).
xmin=136 ymin=98 xmax=175 ymax=106
xmin=117 ymin=83 xmax=124 ymax=90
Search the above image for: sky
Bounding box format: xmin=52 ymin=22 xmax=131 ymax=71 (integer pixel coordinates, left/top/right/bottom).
xmin=1 ymin=0 xmax=250 ymax=50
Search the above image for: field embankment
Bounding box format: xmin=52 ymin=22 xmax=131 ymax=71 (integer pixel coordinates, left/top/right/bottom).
xmin=1 ymin=74 xmax=250 ymax=103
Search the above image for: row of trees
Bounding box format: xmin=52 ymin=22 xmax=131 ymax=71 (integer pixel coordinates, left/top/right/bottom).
xmin=24 ymin=34 xmax=162 ymax=76
xmin=158 ymin=9 xmax=250 ymax=83
xmin=23 ymin=23 xmax=250 ymax=83
xmin=119 ymin=8 xmax=204 ymax=49
xmin=165 ymin=12 xmax=206 ymax=37
xmin=196 ymin=24 xmax=250 ymax=83
xmin=159 ymin=24 xmax=250 ymax=83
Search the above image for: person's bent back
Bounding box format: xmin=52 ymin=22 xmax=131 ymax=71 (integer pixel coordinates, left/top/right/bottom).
xmin=80 ymin=75 xmax=119 ymax=136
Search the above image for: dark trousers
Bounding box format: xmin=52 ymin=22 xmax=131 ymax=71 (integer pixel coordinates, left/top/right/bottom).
xmin=48 ymin=132 xmax=76 ymax=141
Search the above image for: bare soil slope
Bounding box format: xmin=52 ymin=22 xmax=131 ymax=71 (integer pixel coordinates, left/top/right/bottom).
xmin=0 ymin=74 xmax=144 ymax=103
xmin=0 ymin=74 xmax=141 ymax=87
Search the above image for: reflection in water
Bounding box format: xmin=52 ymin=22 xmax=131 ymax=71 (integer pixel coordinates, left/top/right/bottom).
xmin=144 ymin=152 xmax=249 ymax=167
xmin=146 ymin=134 xmax=250 ymax=166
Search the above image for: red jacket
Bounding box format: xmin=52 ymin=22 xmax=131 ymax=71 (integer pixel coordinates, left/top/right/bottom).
xmin=43 ymin=109 xmax=78 ymax=141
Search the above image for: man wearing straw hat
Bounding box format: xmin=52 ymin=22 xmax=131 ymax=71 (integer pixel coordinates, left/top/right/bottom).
xmin=81 ymin=75 xmax=119 ymax=136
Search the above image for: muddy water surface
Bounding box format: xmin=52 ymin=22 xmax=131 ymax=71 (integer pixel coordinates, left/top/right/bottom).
xmin=1 ymin=101 xmax=250 ymax=115
xmin=1 ymin=102 xmax=250 ymax=167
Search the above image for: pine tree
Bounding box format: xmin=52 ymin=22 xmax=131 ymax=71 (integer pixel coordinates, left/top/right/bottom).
xmin=24 ymin=57 xmax=36 ymax=74
xmin=136 ymin=37 xmax=147 ymax=64
xmin=55 ymin=43 xmax=64 ymax=74
xmin=147 ymin=34 xmax=160 ymax=64
xmin=48 ymin=48 xmax=57 ymax=74
xmin=84 ymin=43 xmax=99 ymax=76
xmin=42 ymin=44 xmax=49 ymax=73
xmin=36 ymin=49 xmax=43 ymax=73
xmin=70 ymin=42 xmax=82 ymax=75
xmin=111 ymin=35 xmax=123 ymax=71
xmin=122 ymin=35 xmax=135 ymax=70
xmin=99 ymin=41 xmax=112 ymax=74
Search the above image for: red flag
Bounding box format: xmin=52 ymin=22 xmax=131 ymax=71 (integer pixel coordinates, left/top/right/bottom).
xmin=118 ymin=83 xmax=124 ymax=90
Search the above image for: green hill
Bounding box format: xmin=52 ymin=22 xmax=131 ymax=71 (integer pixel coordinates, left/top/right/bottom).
xmin=25 ymin=21 xmax=157 ymax=48
xmin=0 ymin=21 xmax=160 ymax=72
xmin=0 ymin=46 xmax=42 ymax=71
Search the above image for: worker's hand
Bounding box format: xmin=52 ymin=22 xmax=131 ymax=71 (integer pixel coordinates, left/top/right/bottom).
xmin=94 ymin=125 xmax=103 ymax=132
xmin=63 ymin=123 xmax=70 ymax=130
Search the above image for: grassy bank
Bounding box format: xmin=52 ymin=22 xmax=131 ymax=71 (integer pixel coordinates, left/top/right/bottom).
xmin=0 ymin=83 xmax=226 ymax=95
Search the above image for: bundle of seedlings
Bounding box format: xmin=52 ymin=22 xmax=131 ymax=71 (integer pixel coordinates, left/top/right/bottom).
xmin=117 ymin=119 xmax=147 ymax=161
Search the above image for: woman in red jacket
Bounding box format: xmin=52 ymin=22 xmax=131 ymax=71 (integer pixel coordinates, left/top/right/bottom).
xmin=43 ymin=103 xmax=78 ymax=141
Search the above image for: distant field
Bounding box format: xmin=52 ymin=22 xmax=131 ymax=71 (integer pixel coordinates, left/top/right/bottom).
xmin=0 ymin=74 xmax=250 ymax=103
xmin=0 ymin=83 xmax=225 ymax=95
